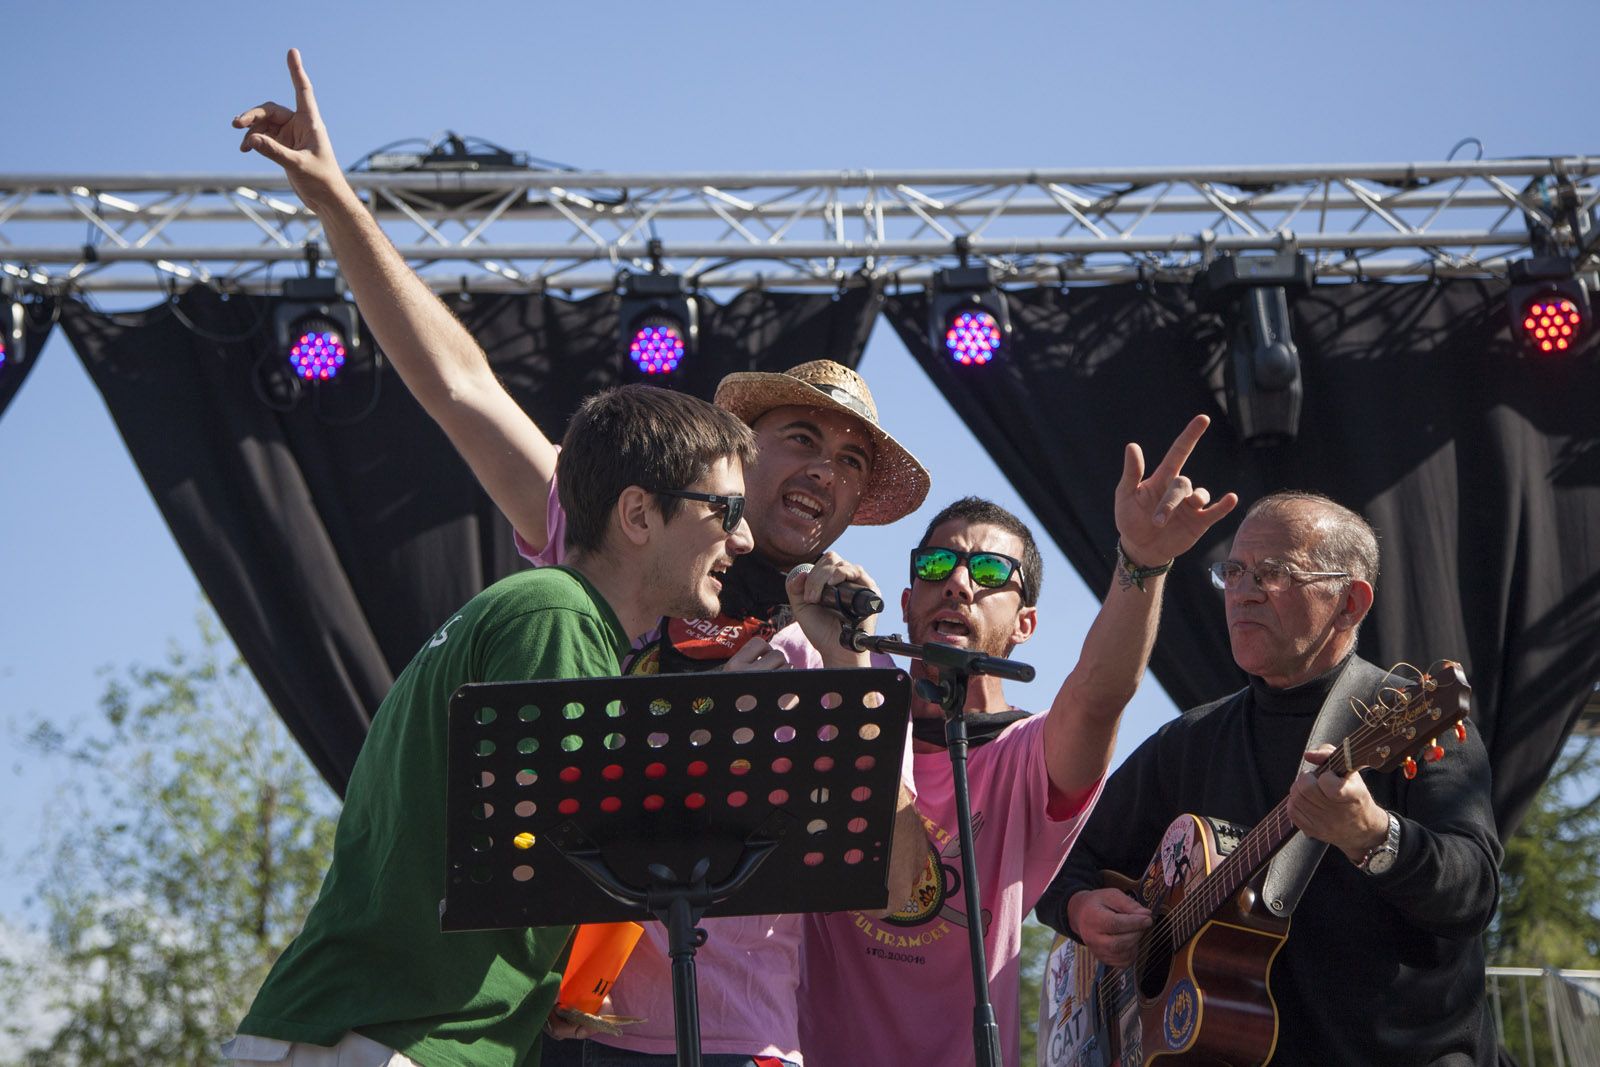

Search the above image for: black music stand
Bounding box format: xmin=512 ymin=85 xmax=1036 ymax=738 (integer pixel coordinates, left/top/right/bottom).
xmin=441 ymin=667 xmax=911 ymax=1067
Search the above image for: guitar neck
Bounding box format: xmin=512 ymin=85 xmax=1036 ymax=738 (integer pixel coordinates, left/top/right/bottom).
xmin=1163 ymin=748 xmax=1351 ymax=949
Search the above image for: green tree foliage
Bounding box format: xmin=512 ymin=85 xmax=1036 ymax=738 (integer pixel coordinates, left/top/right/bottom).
xmin=0 ymin=613 xmax=339 ymax=1066
xmin=1490 ymin=735 xmax=1600 ymax=969
xmin=1484 ymin=734 xmax=1600 ymax=1066
xmin=1017 ymin=913 xmax=1058 ymax=1065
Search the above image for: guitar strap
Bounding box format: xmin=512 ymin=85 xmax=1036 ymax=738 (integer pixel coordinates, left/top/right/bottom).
xmin=1260 ymin=656 xmax=1389 ymax=918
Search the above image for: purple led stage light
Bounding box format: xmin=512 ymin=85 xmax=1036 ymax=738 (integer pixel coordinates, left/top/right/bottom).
xmin=287 ymin=318 xmax=349 ymax=381
xmin=628 ymin=315 xmax=686 ymax=375
xmin=944 ymin=309 xmax=1003 ymax=365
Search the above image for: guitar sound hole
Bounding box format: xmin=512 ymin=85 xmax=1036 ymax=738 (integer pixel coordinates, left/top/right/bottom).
xmin=1138 ymin=944 xmax=1173 ymax=1000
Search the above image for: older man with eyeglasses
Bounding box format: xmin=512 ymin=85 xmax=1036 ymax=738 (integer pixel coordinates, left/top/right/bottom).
xmin=1037 ymin=490 xmax=1502 ymax=1066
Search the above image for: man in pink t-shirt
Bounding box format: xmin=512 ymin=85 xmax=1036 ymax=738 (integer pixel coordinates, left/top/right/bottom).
xmin=795 ymin=417 xmax=1238 ymax=1067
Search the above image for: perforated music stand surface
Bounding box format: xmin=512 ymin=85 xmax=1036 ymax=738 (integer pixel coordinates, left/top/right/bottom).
xmin=441 ymin=667 xmax=910 ymax=931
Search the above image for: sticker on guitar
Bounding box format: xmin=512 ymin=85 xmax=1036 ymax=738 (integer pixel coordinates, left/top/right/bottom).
xmin=1158 ymin=821 xmax=1196 ymax=891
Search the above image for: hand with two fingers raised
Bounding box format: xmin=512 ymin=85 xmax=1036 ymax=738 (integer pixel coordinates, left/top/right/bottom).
xmin=1113 ymin=414 xmax=1239 ymax=573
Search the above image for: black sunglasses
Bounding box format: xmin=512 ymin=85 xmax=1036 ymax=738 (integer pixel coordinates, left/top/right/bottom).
xmin=652 ymin=489 xmax=746 ymax=533
xmin=910 ymin=546 xmax=1023 ymax=589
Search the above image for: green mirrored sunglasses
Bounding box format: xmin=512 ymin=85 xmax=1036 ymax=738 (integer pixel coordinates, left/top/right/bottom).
xmin=910 ymin=547 xmax=1023 ymax=589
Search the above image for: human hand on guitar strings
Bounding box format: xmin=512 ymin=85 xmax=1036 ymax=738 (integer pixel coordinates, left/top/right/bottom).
xmin=1064 ymin=886 xmax=1153 ymax=968
xmin=1113 ymin=414 xmax=1239 ymax=571
xmin=1286 ymin=744 xmax=1392 ymax=864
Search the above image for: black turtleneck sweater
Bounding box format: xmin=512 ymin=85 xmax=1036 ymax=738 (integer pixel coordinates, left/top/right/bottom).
xmin=1036 ymin=656 xmax=1502 ymax=1066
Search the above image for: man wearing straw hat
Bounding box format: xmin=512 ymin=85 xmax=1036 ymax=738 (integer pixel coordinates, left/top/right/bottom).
xmin=235 ymin=50 xmax=926 ymax=1067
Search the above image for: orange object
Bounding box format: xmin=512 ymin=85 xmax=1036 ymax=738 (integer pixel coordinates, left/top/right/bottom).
xmin=558 ymin=922 xmax=645 ymax=1014
xmin=1455 ymin=721 xmax=1468 ymax=743
xmin=1403 ymin=756 xmax=1418 ymax=780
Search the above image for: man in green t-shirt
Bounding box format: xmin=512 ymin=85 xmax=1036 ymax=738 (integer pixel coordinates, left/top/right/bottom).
xmin=225 ymin=385 xmax=757 ymax=1067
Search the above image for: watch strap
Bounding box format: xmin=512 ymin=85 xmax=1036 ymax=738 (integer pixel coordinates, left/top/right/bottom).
xmin=1357 ymin=810 xmax=1401 ymax=873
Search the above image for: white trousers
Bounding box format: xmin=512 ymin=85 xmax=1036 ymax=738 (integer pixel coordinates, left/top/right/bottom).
xmin=221 ymin=1030 xmax=420 ymax=1066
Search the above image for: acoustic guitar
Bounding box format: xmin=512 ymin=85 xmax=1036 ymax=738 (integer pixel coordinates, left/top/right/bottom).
xmin=1037 ymin=661 xmax=1470 ymax=1067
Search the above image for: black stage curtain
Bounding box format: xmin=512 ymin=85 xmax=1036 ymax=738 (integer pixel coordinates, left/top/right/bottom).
xmin=0 ymin=297 xmax=58 ymax=421
xmin=63 ymin=283 xmax=880 ymax=795
xmin=883 ymin=280 xmax=1600 ymax=836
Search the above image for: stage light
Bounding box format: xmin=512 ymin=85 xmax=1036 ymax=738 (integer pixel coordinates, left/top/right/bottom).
xmin=287 ymin=317 xmax=349 ymax=380
xmin=1507 ymin=256 xmax=1590 ymax=356
xmin=1520 ymin=297 xmax=1582 ymax=353
xmin=1195 ymin=251 xmax=1313 ymax=447
xmin=0 ymin=280 xmax=23 ymax=374
xmin=627 ymin=315 xmax=687 ymax=375
xmin=945 ymin=309 xmax=1004 ymax=366
xmin=929 ymin=265 xmax=1011 ymax=367
xmin=272 ymin=276 xmax=361 ymax=384
xmin=618 ymin=272 xmax=697 ymax=376
xmin=357 ymin=131 xmax=537 ymax=212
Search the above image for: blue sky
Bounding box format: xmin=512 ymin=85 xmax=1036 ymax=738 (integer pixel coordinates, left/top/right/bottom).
xmin=1 ymin=0 xmax=1591 ymax=919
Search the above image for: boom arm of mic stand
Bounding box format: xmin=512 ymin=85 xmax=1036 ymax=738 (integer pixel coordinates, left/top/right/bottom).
xmin=841 ymin=628 xmax=1035 ymax=683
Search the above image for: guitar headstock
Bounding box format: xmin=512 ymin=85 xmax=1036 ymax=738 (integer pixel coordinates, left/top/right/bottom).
xmin=1340 ymin=660 xmax=1472 ymax=779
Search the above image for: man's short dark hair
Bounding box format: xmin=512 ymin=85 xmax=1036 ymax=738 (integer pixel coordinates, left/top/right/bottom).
xmin=915 ymin=497 xmax=1044 ymax=607
xmin=558 ymin=384 xmax=757 ymax=553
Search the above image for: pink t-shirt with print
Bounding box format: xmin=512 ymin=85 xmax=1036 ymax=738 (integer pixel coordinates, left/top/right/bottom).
xmin=794 ymin=707 xmax=1101 ymax=1067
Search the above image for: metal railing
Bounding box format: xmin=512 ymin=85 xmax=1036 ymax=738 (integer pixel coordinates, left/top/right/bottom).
xmin=1488 ymin=966 xmax=1600 ymax=1066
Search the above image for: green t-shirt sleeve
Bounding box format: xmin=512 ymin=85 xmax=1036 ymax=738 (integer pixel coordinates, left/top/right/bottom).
xmin=478 ymin=603 xmax=621 ymax=686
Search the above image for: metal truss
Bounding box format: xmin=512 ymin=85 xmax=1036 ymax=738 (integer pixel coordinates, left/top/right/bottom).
xmin=2 ymin=158 xmax=1598 ymax=294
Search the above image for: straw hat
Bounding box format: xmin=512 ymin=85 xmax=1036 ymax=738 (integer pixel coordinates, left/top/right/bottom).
xmin=714 ymin=360 xmax=930 ymax=526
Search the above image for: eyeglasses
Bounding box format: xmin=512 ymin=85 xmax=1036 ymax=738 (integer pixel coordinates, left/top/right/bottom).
xmin=652 ymin=489 xmax=746 ymax=534
xmin=1208 ymin=559 xmax=1350 ymax=593
xmin=910 ymin=547 xmax=1023 ymax=589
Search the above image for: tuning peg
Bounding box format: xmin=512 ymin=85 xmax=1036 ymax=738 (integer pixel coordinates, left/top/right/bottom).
xmin=1425 ymin=740 xmax=1445 ymax=762
xmin=1454 ymin=721 xmax=1467 ymax=743
xmin=1403 ymin=756 xmax=1418 ymax=780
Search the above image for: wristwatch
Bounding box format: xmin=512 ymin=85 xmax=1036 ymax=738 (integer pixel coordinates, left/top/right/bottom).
xmin=1357 ymin=811 xmax=1401 ymax=875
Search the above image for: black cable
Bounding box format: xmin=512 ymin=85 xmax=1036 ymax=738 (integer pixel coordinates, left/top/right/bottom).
xmin=164 ymin=281 xmax=275 ymax=344
xmin=310 ymin=346 xmax=386 ymax=426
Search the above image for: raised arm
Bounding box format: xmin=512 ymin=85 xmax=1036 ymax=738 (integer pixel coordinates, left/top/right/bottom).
xmin=1042 ymin=414 xmax=1238 ymax=798
xmin=233 ymin=49 xmax=559 ymax=550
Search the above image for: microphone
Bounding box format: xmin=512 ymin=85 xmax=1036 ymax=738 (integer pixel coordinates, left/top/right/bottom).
xmin=786 ymin=563 xmax=884 ymax=620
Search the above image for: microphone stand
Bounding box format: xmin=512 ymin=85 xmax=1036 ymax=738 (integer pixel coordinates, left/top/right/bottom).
xmin=842 ymin=626 xmax=1034 ymax=1067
